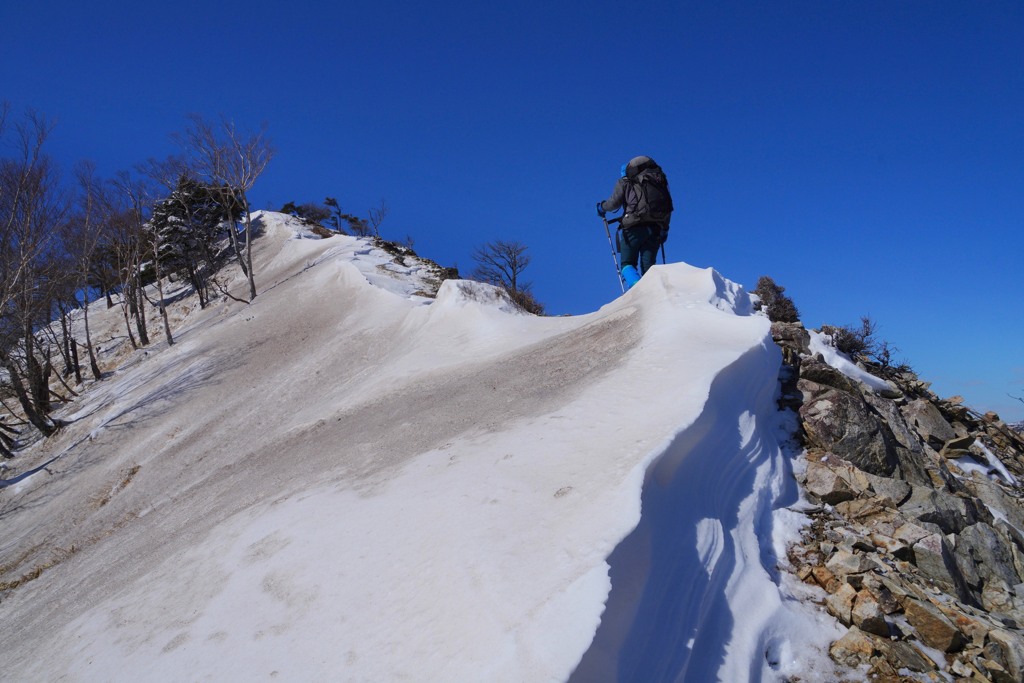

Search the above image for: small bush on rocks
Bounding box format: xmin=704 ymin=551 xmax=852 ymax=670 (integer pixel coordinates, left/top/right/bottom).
xmin=754 ymin=276 xmax=800 ymax=323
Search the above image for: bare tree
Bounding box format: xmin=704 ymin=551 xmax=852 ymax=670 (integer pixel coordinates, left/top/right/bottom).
xmin=368 ymin=199 xmax=389 ymax=237
xmin=63 ymin=161 xmax=114 ymax=378
xmin=109 ymin=172 xmax=157 ymax=346
xmin=177 ymin=115 xmax=273 ymax=301
xmin=471 ymin=240 xmax=533 ymax=293
xmin=0 ymin=111 xmax=68 ymax=436
xmin=471 ymin=240 xmax=544 ymax=315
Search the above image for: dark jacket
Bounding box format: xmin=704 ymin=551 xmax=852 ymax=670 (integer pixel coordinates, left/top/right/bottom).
xmin=600 ymin=177 xmax=629 ymax=216
xmin=601 ymin=155 xmax=670 ymax=229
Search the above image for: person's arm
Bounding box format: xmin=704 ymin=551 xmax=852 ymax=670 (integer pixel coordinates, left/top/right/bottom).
xmin=601 ymin=178 xmax=628 ymax=214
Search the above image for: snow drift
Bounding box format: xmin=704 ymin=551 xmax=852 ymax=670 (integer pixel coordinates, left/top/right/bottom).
xmin=0 ymin=213 xmax=838 ymax=681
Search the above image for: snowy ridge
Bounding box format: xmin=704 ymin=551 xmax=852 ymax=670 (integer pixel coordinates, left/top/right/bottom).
xmin=571 ymin=329 xmax=840 ymax=682
xmin=0 ymin=213 xmax=836 ymax=681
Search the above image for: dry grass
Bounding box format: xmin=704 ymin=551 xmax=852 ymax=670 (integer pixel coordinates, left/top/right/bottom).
xmin=0 ymin=545 xmax=78 ymax=592
xmin=90 ymin=464 xmax=141 ymax=509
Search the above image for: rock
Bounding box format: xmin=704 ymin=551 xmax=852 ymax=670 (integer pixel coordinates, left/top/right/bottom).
xmin=829 ymin=626 xmax=876 ymax=668
xmin=979 ymin=578 xmax=1024 ymax=624
xmin=899 ymin=486 xmax=982 ymax=535
xmin=941 ymin=435 xmax=977 ymax=459
xmin=826 ymin=550 xmax=876 ymax=580
xmin=826 ymin=582 xmax=858 ymax=625
xmin=902 ymin=399 xmax=957 ymax=449
xmin=862 ymin=575 xmax=902 ymax=615
xmin=912 ymin=533 xmax=974 ymax=604
xmin=799 ymin=357 xmax=860 ymax=394
xmin=961 ymin=478 xmax=1024 ymax=533
xmin=904 ymin=598 xmax=967 ymax=652
xmin=865 ymin=473 xmax=912 ymax=507
xmin=863 ymin=392 xmax=923 ymax=453
xmin=804 ymin=461 xmax=858 ymax=504
xmin=944 ymin=608 xmax=990 ymax=648
xmin=852 ymin=589 xmax=889 ymax=636
xmin=987 ymin=628 xmax=1024 ymax=682
xmin=873 ymin=637 xmax=937 ymax=673
xmin=877 ymin=386 xmax=903 ymax=399
xmin=799 ymin=382 xmax=899 ymax=476
xmin=770 ymin=321 xmax=811 ymax=356
xmin=956 ymin=523 xmax=1022 ymax=590
xmin=980 ymin=657 xmax=1014 ymax=683
xmin=811 ymin=565 xmax=840 ymax=593
xmin=893 ymin=521 xmax=935 ymax=547
xmin=835 ymin=497 xmax=899 ymax=524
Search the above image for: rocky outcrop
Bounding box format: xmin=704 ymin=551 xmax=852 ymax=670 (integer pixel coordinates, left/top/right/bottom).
xmin=772 ymin=322 xmax=1024 ymax=682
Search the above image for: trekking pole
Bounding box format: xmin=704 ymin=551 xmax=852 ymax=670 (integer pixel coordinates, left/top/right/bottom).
xmin=602 ymin=216 xmax=625 ymax=292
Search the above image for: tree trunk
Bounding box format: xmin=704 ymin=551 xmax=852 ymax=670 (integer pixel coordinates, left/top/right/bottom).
xmin=242 ymin=208 xmax=257 ymax=300
xmin=82 ymin=295 xmax=102 ymax=380
xmin=2 ymin=358 xmax=56 ymax=437
xmin=132 ymin=272 xmax=150 ymax=346
xmin=121 ymin=286 xmax=138 ymax=350
xmin=58 ymin=308 xmax=74 ymax=378
xmin=70 ymin=337 xmax=82 ymax=384
xmin=151 ymin=245 xmax=174 ymax=347
xmin=227 ymin=220 xmax=248 ymax=276
xmin=186 ymin=260 xmax=207 ymax=309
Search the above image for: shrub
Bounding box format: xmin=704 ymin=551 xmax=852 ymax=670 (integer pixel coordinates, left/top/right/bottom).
xmin=506 ymin=288 xmax=545 ymax=315
xmin=753 ymin=276 xmax=800 ymax=323
xmin=822 ymin=317 xmax=876 ymax=359
xmin=822 ymin=316 xmax=913 ymax=379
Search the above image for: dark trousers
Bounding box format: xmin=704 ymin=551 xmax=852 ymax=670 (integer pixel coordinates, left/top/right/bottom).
xmin=618 ymin=225 xmax=661 ymax=276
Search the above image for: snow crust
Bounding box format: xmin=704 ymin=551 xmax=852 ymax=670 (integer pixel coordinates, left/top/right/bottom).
xmin=808 ymin=328 xmax=894 ymax=393
xmin=0 ymin=212 xmax=840 ymax=681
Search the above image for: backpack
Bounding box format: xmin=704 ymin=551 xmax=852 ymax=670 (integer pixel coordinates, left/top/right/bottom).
xmin=622 ymin=158 xmax=673 ymax=232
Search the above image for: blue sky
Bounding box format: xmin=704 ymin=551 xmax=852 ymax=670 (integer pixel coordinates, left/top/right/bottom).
xmin=3 ymin=1 xmax=1022 ymax=420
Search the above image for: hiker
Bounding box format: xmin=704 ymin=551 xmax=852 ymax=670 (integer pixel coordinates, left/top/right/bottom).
xmin=597 ymin=156 xmax=673 ymax=289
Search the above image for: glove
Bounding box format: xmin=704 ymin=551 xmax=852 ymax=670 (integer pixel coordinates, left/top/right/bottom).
xmin=596 ymin=201 xmax=606 ymax=218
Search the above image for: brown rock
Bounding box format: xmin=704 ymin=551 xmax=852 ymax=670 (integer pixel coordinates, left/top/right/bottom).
xmin=868 ymin=531 xmax=911 ymax=560
xmin=811 ymin=565 xmax=839 ymax=593
xmin=826 ymin=550 xmax=875 ymax=579
xmin=826 ymin=582 xmax=858 ymax=625
xmin=835 ymin=497 xmax=898 ymax=523
xmin=941 ymin=435 xmax=976 ymax=459
xmin=904 ymin=598 xmax=967 ymax=652
xmin=946 ymin=609 xmax=991 ymax=648
xmin=862 ymin=575 xmax=902 ymax=615
xmin=852 ymin=589 xmax=889 ymax=636
xmin=829 ymin=626 xmax=876 ymax=668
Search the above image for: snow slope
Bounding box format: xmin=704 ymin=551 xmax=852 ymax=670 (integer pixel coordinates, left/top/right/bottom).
xmin=0 ymin=213 xmax=839 ymax=681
